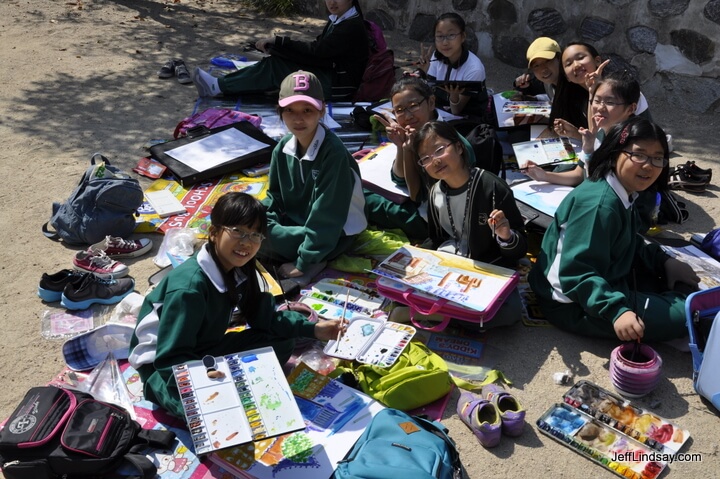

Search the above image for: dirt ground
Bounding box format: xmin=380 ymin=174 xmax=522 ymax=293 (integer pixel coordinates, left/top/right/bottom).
xmin=0 ymin=1 xmax=718 ymax=478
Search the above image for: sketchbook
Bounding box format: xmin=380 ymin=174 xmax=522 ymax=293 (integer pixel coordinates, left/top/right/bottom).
xmin=372 ymin=245 xmax=519 ymax=313
xmin=171 ymin=346 xmax=304 ymax=455
xmin=207 ymin=362 xmax=384 ymax=479
xmin=512 ymin=136 xmax=579 ymax=169
xmin=356 ymin=143 xmax=410 ymax=203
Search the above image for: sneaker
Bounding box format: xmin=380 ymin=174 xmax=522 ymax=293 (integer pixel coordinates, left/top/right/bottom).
xmin=175 ymin=60 xmax=192 ymax=84
xmin=456 ymin=391 xmax=502 ymax=447
xmin=91 ymin=236 xmax=153 ymax=259
xmin=60 ymin=274 xmax=135 ymax=310
xmin=481 ymin=383 xmax=526 ymax=437
xmin=38 ymin=269 xmax=89 ymax=302
xmin=73 ymin=249 xmax=129 ymax=279
xmin=279 ymin=261 xmax=327 ymax=290
xmin=158 ymin=58 xmax=179 ymax=79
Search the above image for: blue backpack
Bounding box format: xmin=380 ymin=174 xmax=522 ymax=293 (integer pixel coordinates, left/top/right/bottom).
xmin=333 ymin=408 xmax=462 ymax=479
xmin=700 ymin=228 xmax=720 ymax=262
xmin=42 ymin=153 xmax=143 ymax=245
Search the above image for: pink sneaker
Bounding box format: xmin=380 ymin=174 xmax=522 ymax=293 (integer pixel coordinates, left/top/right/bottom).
xmin=73 ymin=249 xmax=129 ymax=279
xmin=91 ymin=236 xmax=153 ymax=258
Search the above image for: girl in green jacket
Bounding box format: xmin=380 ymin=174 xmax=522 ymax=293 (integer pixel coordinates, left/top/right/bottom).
xmin=529 ymin=117 xmax=699 ymax=342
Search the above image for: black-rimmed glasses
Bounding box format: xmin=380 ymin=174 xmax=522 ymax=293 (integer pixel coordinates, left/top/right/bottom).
xmin=622 ymin=151 xmax=668 ymax=168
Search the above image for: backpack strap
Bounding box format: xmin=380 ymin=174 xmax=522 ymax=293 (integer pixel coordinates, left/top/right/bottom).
xmin=135 ymin=428 xmax=177 ymax=450
xmin=413 ymin=415 xmax=463 ymax=479
xmin=105 ymin=452 xmax=157 ymax=479
xmin=90 ymin=152 xmax=111 ymax=165
xmin=42 ymin=221 xmax=61 ymax=241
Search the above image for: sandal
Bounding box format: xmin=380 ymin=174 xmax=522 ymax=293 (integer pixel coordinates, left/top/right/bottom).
xmin=668 ymin=167 xmax=708 ymax=192
xmin=175 ymin=60 xmax=193 ymax=85
xmin=481 ymin=383 xmax=526 ymax=437
xmin=679 ymin=161 xmax=712 ymax=183
xmin=158 ymin=58 xmax=178 ymax=79
xmin=456 ymin=391 xmax=501 ymax=447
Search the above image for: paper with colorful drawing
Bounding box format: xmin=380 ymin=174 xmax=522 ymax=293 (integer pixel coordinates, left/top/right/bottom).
xmin=372 ymin=245 xmax=518 ymax=312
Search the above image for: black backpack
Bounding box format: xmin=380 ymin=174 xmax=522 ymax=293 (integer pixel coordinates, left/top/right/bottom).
xmin=0 ymin=386 xmax=175 ymax=479
xmin=42 ymin=153 xmax=144 ymax=246
xmin=464 ymin=123 xmax=505 ymax=179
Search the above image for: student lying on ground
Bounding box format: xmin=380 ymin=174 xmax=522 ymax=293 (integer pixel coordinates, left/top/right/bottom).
xmin=193 ymin=0 xmax=368 ymax=100
xmin=260 ymin=71 xmax=366 ymax=288
xmin=529 ymin=117 xmax=699 ymax=342
xmin=128 ymin=192 xmax=345 ymax=418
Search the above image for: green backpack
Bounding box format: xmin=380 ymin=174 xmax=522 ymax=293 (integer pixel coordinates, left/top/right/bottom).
xmin=352 ymin=341 xmax=453 ymax=410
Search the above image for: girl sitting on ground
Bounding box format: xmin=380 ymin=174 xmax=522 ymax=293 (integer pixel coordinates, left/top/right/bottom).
xmin=529 ymin=117 xmax=699 ymax=342
xmin=260 ymin=70 xmax=366 ymax=288
xmin=128 ymin=192 xmax=345 ymax=418
xmin=417 ymin=13 xmax=487 ymax=118
xmin=193 ymin=0 xmax=368 ymax=101
xmin=413 ymin=121 xmax=526 ymax=327
xmin=513 ymin=37 xmax=563 ymax=101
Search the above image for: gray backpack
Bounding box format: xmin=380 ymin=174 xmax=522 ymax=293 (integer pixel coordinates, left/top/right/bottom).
xmin=42 ymin=153 xmax=144 ymax=245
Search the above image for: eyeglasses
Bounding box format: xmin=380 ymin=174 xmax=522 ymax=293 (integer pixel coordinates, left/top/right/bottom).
xmin=592 ymin=98 xmax=626 ymax=107
xmin=392 ymin=98 xmax=427 ymax=117
xmin=223 ymin=226 xmax=265 ymax=243
xmin=418 ymin=143 xmax=454 ymax=167
xmin=435 ymin=33 xmax=460 ymax=43
xmin=622 ymin=151 xmax=668 ymax=168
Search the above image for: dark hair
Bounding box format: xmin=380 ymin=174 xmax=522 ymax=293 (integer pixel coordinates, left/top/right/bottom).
xmin=352 ymin=0 xmax=364 ymax=18
xmin=549 ymin=42 xmax=603 ymax=129
xmin=208 ymin=192 xmax=268 ymax=318
xmin=434 ymin=12 xmax=465 ymax=34
xmin=389 ymin=76 xmax=434 ymax=101
xmin=590 ymin=71 xmax=640 ymax=106
xmin=588 ymin=117 xmax=670 ymax=192
xmin=412 ymin=121 xmax=470 ymax=169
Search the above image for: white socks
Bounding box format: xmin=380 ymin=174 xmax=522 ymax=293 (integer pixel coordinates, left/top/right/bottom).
xmin=192 ymin=67 xmax=221 ymax=97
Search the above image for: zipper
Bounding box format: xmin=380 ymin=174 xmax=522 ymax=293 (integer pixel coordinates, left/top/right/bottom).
xmin=95 ymin=414 xmax=117 ymax=453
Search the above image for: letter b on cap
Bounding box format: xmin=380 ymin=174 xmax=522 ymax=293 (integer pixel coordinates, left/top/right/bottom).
xmin=293 ymin=74 xmax=310 ymax=92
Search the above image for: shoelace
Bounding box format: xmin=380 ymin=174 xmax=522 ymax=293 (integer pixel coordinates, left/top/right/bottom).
xmin=106 ymin=236 xmax=137 ymax=251
xmin=89 ymin=250 xmax=118 ymax=269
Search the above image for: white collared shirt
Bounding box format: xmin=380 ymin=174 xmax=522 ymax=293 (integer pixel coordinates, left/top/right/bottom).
xmin=329 ymin=6 xmax=358 ymax=25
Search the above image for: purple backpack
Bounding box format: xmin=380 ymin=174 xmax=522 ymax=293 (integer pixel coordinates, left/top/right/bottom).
xmin=174 ymin=108 xmax=262 ymax=139
xmin=701 ymin=228 xmax=720 ymax=262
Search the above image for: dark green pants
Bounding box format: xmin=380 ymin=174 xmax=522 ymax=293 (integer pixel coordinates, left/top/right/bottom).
xmin=363 ymin=189 xmax=428 ymax=241
xmin=218 ymin=56 xmax=333 ymax=99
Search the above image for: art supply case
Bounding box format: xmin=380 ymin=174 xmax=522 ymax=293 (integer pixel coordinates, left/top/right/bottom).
xmin=685 ymin=285 xmax=720 ymax=410
xmin=537 ymin=380 xmax=690 ymax=479
xmin=323 ymin=314 xmax=416 ymax=368
xmin=376 ymin=275 xmax=517 ymax=332
xmin=150 ymin=121 xmax=277 ymax=187
xmin=299 ymin=278 xmax=385 ymax=321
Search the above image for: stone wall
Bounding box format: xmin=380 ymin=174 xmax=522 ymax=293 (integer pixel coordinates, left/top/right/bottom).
xmin=351 ymin=0 xmax=720 ymax=112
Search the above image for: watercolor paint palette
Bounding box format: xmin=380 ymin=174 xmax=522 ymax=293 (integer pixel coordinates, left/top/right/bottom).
xmin=323 ymin=314 xmax=416 ymax=368
xmin=172 ymin=346 xmax=304 ymax=455
xmin=299 ymin=279 xmax=385 ymax=321
xmin=536 ymin=381 xmax=691 ymax=479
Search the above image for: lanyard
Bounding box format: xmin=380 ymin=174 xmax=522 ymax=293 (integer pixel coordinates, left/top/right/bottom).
xmin=444 ymin=170 xmax=475 ymax=256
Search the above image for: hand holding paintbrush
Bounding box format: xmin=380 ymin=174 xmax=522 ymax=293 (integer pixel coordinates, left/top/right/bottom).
xmin=334 ymin=288 xmax=351 ymax=352
xmin=630 ymin=298 xmax=649 ymax=361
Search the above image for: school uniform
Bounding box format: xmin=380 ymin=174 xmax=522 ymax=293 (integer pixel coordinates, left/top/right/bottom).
xmin=262 ymin=125 xmax=366 ymax=272
xmin=427 ymin=48 xmax=487 ymax=117
xmin=218 ymin=8 xmax=368 ymax=99
xmin=427 ymin=167 xmax=526 ymax=267
xmin=528 ymin=174 xmax=687 ymax=341
xmin=128 ymin=244 xmax=316 ymax=418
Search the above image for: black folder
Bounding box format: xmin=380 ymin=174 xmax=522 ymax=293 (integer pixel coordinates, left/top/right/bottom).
xmin=150 ymin=121 xmax=278 ymax=187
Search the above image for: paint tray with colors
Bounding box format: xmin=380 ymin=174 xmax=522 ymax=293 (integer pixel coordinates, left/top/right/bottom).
xmin=323 ymin=314 xmax=415 ymax=367
xmin=299 ymin=278 xmax=385 ymax=321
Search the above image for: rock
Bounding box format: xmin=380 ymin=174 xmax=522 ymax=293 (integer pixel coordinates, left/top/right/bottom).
xmin=493 ymin=35 xmax=531 ymax=69
xmin=670 ymin=29 xmax=715 ymax=64
xmin=366 ymin=9 xmax=395 ymax=32
xmin=654 ymin=43 xmax=703 ymax=75
xmin=487 ymin=0 xmax=517 ymax=27
xmin=387 ymin=0 xmax=410 ymax=10
xmin=643 ymin=71 xmax=720 ymax=113
xmin=627 ymin=25 xmax=658 ymax=54
xmin=705 ymin=0 xmax=720 ymax=26
xmin=580 ymin=16 xmax=615 ymax=41
xmin=648 ymin=0 xmax=691 ymax=17
xmin=452 ymin=0 xmax=478 ymax=11
xmin=408 ymin=13 xmax=436 ymax=43
xmin=527 ymin=8 xmax=567 ymax=36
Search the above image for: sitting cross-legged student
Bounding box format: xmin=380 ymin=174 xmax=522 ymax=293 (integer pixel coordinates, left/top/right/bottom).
xmin=193 ymin=0 xmax=368 ymax=100
xmin=529 ymin=117 xmax=699 ymax=342
xmin=260 ymin=70 xmax=366 ymax=289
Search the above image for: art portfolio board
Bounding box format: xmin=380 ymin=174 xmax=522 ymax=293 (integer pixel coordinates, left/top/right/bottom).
xmin=208 ymin=362 xmax=384 ymax=479
xmin=171 ymin=346 xmax=304 ymax=455
xmin=512 ymin=136 xmax=579 ymax=169
xmin=537 ymin=381 xmax=691 ymax=479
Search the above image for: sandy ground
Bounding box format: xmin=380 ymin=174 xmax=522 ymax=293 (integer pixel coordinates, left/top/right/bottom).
xmin=1 ymin=1 xmax=718 ymax=477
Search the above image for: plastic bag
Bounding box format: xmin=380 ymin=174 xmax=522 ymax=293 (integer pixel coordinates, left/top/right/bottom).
xmin=40 ymin=305 xmax=108 ymax=340
xmin=153 ymin=227 xmax=198 ymax=268
xmin=107 ymin=292 xmax=145 ymax=326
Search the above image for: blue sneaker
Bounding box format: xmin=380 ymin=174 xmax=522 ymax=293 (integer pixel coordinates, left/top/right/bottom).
xmin=60 ymin=274 xmax=135 ymax=310
xmin=38 ymin=269 xmax=88 ymax=302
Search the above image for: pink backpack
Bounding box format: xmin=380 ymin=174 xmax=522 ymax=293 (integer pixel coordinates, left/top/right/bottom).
xmin=365 ymin=20 xmax=387 ymax=53
xmin=173 ymin=108 xmax=262 ymax=138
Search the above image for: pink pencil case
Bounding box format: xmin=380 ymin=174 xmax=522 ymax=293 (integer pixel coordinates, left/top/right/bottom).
xmin=376 ymin=274 xmax=519 ymax=332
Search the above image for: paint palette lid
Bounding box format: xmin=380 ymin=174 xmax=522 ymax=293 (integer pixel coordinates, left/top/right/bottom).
xmin=323 ymin=314 xmax=415 ymax=368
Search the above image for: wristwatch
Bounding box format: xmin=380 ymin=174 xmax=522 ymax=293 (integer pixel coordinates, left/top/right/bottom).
xmin=496 ymin=231 xmax=516 ymax=248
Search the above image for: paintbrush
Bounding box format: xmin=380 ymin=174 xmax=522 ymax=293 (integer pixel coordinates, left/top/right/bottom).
xmin=335 ymin=288 xmax=351 ymax=353
xmin=631 ymin=298 xmax=649 ymax=361
xmin=273 ymin=266 xmax=291 ymax=310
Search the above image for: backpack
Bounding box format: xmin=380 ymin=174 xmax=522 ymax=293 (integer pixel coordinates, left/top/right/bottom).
xmin=685 ymin=287 xmax=720 ymax=411
xmin=173 ymin=107 xmax=262 ymax=139
xmin=354 ymin=21 xmax=396 ymax=102
xmin=351 ymin=341 xmax=453 ymax=410
xmin=42 ymin=153 xmax=144 ymax=246
xmin=463 ymin=123 xmax=505 ymax=179
xmin=0 ymin=386 xmax=176 ymax=479
xmin=700 ymin=228 xmax=720 ymax=262
xmin=332 ymin=408 xmax=462 ymax=479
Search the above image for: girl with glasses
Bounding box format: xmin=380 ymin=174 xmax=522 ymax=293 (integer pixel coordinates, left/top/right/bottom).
xmin=417 ymin=13 xmax=487 ymax=117
xmin=129 ymin=192 xmax=346 ymax=419
xmin=529 ymin=117 xmax=699 ymax=342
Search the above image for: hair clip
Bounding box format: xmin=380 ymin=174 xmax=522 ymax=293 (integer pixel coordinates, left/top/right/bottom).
xmin=619 ymin=125 xmax=629 ymax=144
